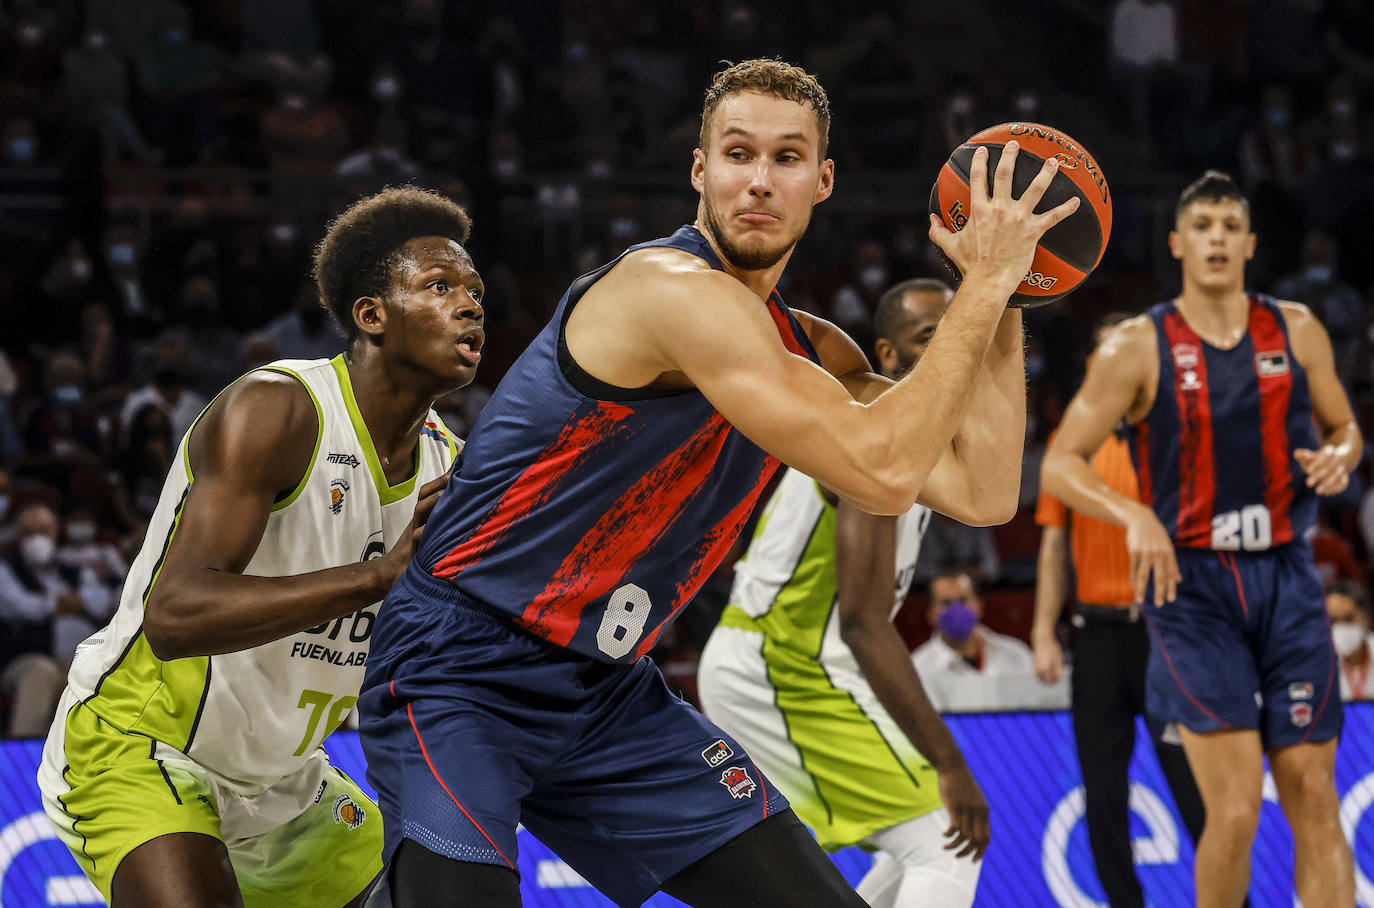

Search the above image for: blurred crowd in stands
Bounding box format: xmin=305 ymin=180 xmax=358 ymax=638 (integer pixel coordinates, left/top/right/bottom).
xmin=3 ymin=0 xmax=1374 ymax=734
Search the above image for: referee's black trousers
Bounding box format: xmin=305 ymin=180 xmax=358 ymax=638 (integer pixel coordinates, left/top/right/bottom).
xmin=1070 ymin=611 xmax=1211 ymax=908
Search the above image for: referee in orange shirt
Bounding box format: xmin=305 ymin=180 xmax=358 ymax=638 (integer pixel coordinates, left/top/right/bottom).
xmin=1032 ymin=316 xmax=1212 ymax=908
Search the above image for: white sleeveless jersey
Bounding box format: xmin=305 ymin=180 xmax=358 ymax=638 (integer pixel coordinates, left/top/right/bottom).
xmin=726 ymin=468 xmax=931 ymax=671
xmin=62 ymin=356 xmax=458 ymax=791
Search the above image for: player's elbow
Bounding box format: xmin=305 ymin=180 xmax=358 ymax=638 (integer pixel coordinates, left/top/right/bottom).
xmin=143 ymin=586 xmax=197 ymax=661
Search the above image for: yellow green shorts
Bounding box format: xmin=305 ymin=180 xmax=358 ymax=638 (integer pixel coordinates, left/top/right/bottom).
xmin=38 ymin=695 xmax=382 ymax=906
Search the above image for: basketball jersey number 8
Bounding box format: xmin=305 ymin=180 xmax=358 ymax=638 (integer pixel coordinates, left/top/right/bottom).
xmin=1211 ymin=504 xmax=1273 ymax=552
xmin=597 ymin=583 xmax=653 ymax=659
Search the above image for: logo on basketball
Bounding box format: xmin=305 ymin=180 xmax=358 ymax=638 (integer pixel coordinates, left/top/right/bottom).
xmin=333 ymin=794 xmax=365 ymax=829
xmin=1022 ymin=270 xmax=1058 ymax=290
xmin=1289 ymin=703 xmax=1312 ymax=728
xmin=946 ymin=200 xmax=968 ymax=232
xmin=329 ymin=478 xmax=350 ymax=516
xmin=1052 ymin=153 xmax=1078 ymax=169
xmin=719 ymin=766 xmax=757 ymax=800
xmin=701 ymin=739 xmax=735 ymax=768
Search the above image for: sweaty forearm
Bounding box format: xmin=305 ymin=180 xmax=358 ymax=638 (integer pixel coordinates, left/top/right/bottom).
xmin=844 ymin=620 xmax=966 ymax=771
xmin=869 ymin=282 xmax=1014 ymax=501
xmin=1041 ymin=449 xmax=1143 ymax=528
xmin=1032 ymin=528 xmax=1068 ymax=637
xmin=145 ymin=560 xmax=394 ymax=660
xmin=944 ymin=310 xmax=1027 ymax=510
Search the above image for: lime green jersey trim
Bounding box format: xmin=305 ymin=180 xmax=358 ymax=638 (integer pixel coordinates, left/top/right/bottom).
xmin=429 ymin=411 xmax=460 ymax=461
xmin=257 ymin=365 xmax=324 ymax=511
xmin=330 ymin=355 xmax=419 ymax=505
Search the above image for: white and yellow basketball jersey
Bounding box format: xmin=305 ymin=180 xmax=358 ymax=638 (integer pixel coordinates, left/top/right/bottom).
xmin=58 ymin=355 xmax=458 ymax=789
xmin=725 ymin=467 xmax=930 ymax=670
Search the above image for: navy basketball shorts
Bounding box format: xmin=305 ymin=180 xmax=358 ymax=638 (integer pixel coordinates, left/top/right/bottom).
xmin=1142 ymin=541 xmax=1342 ymax=750
xmin=357 ymin=575 xmax=788 ymax=908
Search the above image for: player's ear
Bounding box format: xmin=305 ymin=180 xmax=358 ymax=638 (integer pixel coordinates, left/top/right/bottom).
xmin=814 ymin=159 xmax=834 ymax=204
xmin=1245 ymin=231 xmax=1257 ymax=260
xmin=1167 ymin=230 xmax=1182 ymax=260
xmin=873 ymin=337 xmax=898 ymax=375
xmin=353 ymin=295 xmax=387 ymax=339
xmin=690 ymin=148 xmax=706 ymax=193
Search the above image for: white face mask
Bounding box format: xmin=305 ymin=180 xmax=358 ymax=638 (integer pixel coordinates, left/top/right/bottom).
xmin=1332 ymin=622 xmax=1367 ymax=657
xmin=20 ymin=534 xmax=56 ymax=568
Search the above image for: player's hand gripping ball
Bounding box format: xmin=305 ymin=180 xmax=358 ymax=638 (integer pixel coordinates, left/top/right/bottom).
xmin=929 ymin=122 xmax=1112 ymax=308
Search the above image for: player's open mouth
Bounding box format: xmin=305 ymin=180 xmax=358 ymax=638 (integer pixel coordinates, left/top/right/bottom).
xmin=456 ymin=327 xmax=484 ymax=366
xmin=1206 ymin=254 xmax=1228 ymax=267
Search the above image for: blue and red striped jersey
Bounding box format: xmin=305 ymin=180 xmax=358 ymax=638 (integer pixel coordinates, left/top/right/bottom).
xmin=411 ymin=225 xmax=820 ymax=662
xmin=1128 ymin=295 xmax=1317 ymax=551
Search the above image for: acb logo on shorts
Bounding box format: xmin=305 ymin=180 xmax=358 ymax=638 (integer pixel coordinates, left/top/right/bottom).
xmin=719 ymin=766 xmax=756 ymax=800
xmin=333 ymin=794 xmax=366 ymax=829
xmin=701 ymin=739 xmax=734 ymax=768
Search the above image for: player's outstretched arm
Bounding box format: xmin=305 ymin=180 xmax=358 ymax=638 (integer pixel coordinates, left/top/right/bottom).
xmin=1042 ymin=319 xmax=1178 ymax=606
xmin=627 ymin=144 xmax=1074 ymax=515
xmin=1282 ymin=302 xmax=1363 ymax=496
xmin=143 ymin=373 xmax=442 ymax=660
xmin=797 ymin=309 xmax=1025 ymax=526
xmin=831 ymin=497 xmax=989 ymax=860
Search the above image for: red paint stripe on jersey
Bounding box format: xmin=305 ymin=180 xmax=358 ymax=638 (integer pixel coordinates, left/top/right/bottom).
xmin=1248 ymin=301 xmax=1294 ymax=544
xmin=431 ymin=402 xmax=635 ymax=580
xmin=631 ymin=454 xmax=782 ymax=659
xmin=766 ymin=295 xmax=807 ymax=357
xmin=517 ymin=414 xmax=736 ymax=646
xmin=1162 ymin=312 xmax=1215 ymax=546
xmin=1133 ymin=422 xmax=1153 ymax=506
xmin=407 ymin=701 xmax=514 ymax=869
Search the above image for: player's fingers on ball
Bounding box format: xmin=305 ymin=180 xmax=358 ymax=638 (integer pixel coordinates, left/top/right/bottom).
xmin=1038 ymin=195 xmax=1081 ymax=232
xmin=992 ymin=140 xmax=1018 ymax=200
xmin=1020 ymin=155 xmax=1059 ymax=205
xmin=969 ymin=146 xmax=991 ymax=203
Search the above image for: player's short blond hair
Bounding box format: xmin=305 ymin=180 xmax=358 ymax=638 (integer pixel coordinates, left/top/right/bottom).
xmin=699 ymin=58 xmax=831 ymax=158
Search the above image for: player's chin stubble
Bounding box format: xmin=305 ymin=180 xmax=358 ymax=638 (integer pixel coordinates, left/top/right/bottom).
xmin=701 ymin=196 xmax=800 ymax=272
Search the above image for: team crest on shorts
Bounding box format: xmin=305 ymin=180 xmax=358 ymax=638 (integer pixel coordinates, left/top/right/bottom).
xmin=1289 ymin=703 xmax=1312 ymax=728
xmin=1288 ymin=681 xmax=1314 ymax=701
xmin=333 ymin=793 xmax=365 ymax=829
xmin=701 ymin=739 xmax=734 ymax=768
xmin=329 ymin=478 xmax=350 ymax=516
xmin=719 ymin=766 xmax=756 ymax=800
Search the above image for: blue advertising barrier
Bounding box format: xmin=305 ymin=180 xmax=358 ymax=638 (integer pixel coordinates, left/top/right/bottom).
xmin=1 ymin=705 xmax=1371 ymax=907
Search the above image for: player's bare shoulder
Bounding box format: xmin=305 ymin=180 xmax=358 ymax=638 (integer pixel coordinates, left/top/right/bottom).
xmin=188 ymin=369 xmax=319 ymax=492
xmin=1093 ymin=313 xmax=1159 ymax=422
xmin=1273 ymin=298 xmax=1333 ymax=367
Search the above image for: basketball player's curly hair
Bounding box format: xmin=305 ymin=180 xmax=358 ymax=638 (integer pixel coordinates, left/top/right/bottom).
xmin=699 ymin=58 xmax=831 ymax=158
xmin=312 ymin=186 xmax=472 ymax=341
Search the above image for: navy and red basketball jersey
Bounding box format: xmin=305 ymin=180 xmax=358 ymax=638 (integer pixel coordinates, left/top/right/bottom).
xmin=1129 ymin=295 xmax=1318 ymax=550
xmin=412 ymin=225 xmax=819 ymax=662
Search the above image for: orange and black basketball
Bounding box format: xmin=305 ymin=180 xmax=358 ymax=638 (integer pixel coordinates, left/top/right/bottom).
xmin=929 ymin=122 xmax=1112 ymax=307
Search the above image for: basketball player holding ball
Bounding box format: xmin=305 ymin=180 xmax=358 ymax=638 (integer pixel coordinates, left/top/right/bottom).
xmin=1043 ymin=171 xmax=1359 ymax=907
xmin=359 ymin=59 xmax=1084 ymax=908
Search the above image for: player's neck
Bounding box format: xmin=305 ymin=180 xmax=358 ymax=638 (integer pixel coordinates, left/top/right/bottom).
xmin=341 ymin=346 xmax=435 ymax=473
xmin=1174 ymin=283 xmax=1250 ymax=348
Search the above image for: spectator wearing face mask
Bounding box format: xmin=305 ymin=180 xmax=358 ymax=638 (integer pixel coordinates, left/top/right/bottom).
xmin=910 ymin=569 xmax=1035 ymax=712
xmin=0 ymin=503 xmax=113 ymax=736
xmin=1326 ymin=580 xmax=1374 ymax=701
